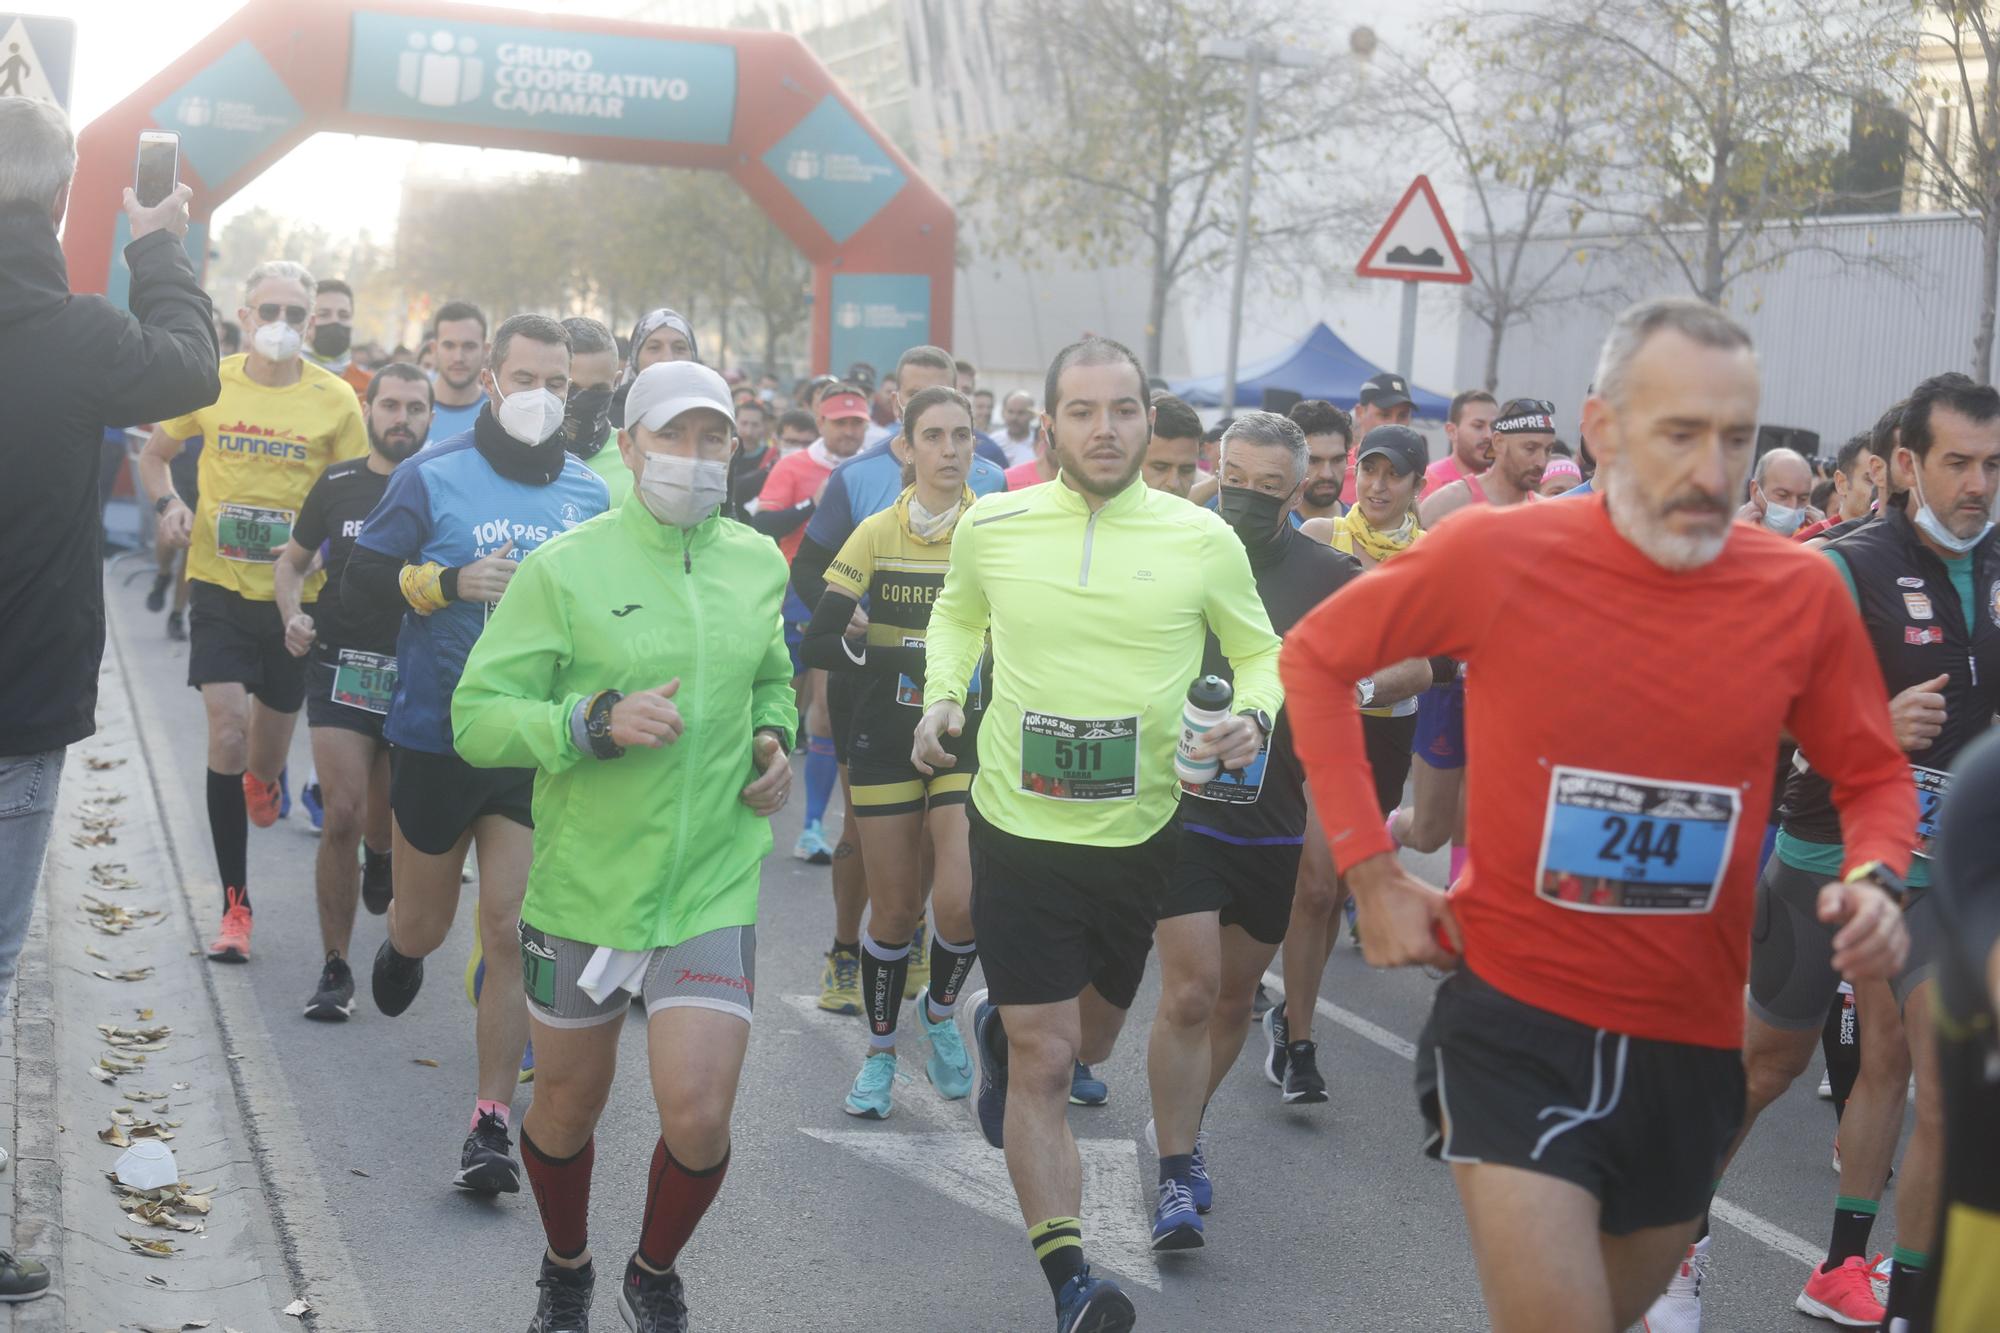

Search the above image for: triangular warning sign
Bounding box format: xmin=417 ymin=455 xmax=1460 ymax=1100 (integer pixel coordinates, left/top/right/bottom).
xmin=0 ymin=19 xmax=59 ymax=105
xmin=1356 ymin=175 xmax=1473 ymax=285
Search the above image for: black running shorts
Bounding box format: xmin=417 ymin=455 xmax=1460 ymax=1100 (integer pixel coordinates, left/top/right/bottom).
xmin=1156 ymin=828 xmax=1300 ymax=946
xmin=186 ymin=581 xmax=308 ymax=713
xmin=967 ymin=800 xmax=1175 ymax=1010
xmin=1415 ymin=968 xmax=1744 ymax=1236
xmin=389 ymin=745 xmax=533 ymax=856
xmin=303 ymin=656 xmax=388 ymax=740
xmin=827 ymin=671 xmax=861 ymax=766
xmin=1748 ymin=853 xmax=1940 ymax=1030
xmin=1362 ymin=712 xmax=1418 ymax=817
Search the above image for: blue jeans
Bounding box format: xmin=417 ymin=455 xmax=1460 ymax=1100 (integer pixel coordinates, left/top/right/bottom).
xmin=0 ymin=750 xmax=65 ymax=1015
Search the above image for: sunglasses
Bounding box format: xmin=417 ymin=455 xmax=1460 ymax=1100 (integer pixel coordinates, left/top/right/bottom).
xmin=255 ymin=303 xmax=309 ymax=326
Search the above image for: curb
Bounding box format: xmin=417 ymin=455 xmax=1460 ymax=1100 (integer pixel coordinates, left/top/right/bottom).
xmin=101 ymin=583 xmax=378 ymax=1332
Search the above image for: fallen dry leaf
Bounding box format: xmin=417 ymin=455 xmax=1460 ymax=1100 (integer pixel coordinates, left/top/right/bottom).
xmin=82 ymin=944 xmax=108 ymax=960
xmin=119 ymin=1231 xmax=178 ymax=1258
xmin=93 ymin=967 xmax=154 ymax=983
xmin=144 ymin=1273 xmax=168 ymax=1287
xmin=84 ymin=755 xmax=127 ymax=770
xmin=87 ymin=1065 xmax=116 ymax=1085
xmin=411 ymin=1057 xmax=439 ymax=1068
xmin=282 ymin=1298 xmax=312 ymax=1317
xmin=88 ymin=861 xmax=137 ymax=890
xmin=135 ymin=1008 xmax=154 ymax=1021
xmin=70 ymin=828 xmax=116 ymax=848
xmin=97 ymin=1121 xmax=130 ymax=1148
xmin=136 ymin=1321 xmax=211 ymax=1332
xmin=170 ymin=1081 xmax=190 ymax=1092
xmin=349 ymin=1168 xmax=369 ymax=1177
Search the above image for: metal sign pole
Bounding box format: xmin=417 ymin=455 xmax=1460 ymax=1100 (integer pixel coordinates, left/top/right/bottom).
xmin=1396 ymin=280 xmax=1417 ymax=380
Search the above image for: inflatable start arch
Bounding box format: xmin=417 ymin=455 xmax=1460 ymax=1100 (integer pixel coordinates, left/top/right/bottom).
xmin=64 ymin=0 xmax=954 ymax=373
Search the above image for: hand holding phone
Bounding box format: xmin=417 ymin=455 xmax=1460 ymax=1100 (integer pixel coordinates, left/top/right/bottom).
xmin=125 ymin=131 xmax=190 ymax=242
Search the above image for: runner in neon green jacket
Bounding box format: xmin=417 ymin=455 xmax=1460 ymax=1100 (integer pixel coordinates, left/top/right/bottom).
xmin=452 ymin=473 xmax=796 ymax=953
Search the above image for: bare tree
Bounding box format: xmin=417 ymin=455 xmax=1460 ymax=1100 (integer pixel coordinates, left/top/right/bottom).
xmin=1382 ymin=17 xmax=1607 ymax=390
xmin=1883 ymin=2 xmax=2000 ymax=383
xmin=970 ymin=0 xmax=1356 ymax=372
xmin=1503 ymin=0 xmax=1899 ymax=306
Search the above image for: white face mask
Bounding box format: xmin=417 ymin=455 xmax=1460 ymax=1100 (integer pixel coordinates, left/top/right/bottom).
xmin=251 ymin=320 xmax=302 ymax=363
xmin=1910 ymin=465 xmax=1996 ymax=554
xmin=1762 ymin=501 xmax=1803 ymax=536
xmin=639 ymin=451 xmax=728 ymax=529
xmin=494 ymin=386 xmax=565 ymax=446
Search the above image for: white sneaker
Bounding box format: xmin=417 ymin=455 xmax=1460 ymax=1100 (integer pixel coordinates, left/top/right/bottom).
xmin=1642 ymin=1234 xmax=1709 ymax=1332
xmin=0 ymin=1144 xmax=11 ymax=1170
xmin=1817 ymin=1072 xmax=1833 ymax=1100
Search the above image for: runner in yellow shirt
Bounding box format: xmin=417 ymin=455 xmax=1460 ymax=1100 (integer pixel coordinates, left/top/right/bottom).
xmin=139 ymin=260 xmax=367 ymax=963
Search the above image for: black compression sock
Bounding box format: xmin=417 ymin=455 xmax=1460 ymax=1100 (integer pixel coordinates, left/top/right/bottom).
xmin=206 ymin=769 xmax=250 ymax=912
xmin=1823 ymin=1196 xmax=1878 ymax=1270
xmin=860 ymin=934 xmax=909 ymax=1045
xmin=1821 ymin=989 xmax=1860 ymax=1119
xmin=1029 ymin=1217 xmax=1086 ymax=1298
xmin=927 ymin=935 xmax=977 ymax=1013
xmin=1883 ymin=1248 xmax=1927 ymax=1324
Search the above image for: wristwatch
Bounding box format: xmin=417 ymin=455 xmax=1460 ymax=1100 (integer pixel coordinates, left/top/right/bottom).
xmin=1240 ymin=709 xmax=1273 ymax=741
xmin=1843 ymin=860 xmax=1907 ymax=903
xmin=153 ymin=493 xmax=179 ymax=515
xmin=1356 ymin=677 xmax=1377 ymax=708
xmin=585 ymin=689 xmax=624 ymax=760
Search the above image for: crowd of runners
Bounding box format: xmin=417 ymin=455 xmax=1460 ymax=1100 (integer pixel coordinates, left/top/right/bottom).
xmin=94 ymin=247 xmax=2000 ymax=1333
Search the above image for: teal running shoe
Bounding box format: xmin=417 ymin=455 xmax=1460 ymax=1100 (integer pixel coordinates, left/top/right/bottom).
xmin=921 ymin=1002 xmax=972 ymax=1099
xmin=842 ymin=1050 xmax=896 ymax=1119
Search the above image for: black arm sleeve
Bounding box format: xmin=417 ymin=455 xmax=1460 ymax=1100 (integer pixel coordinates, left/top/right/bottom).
xmin=790 ymin=532 xmax=838 ymax=608
xmin=747 ymin=500 xmax=813 ymax=541
xmin=97 ymin=230 xmax=221 ymax=428
xmin=799 ymin=588 xmax=926 ymax=677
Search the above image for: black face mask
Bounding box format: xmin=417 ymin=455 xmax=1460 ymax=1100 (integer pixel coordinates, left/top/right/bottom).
xmin=1218 ymin=484 xmax=1290 ymax=546
xmin=311 ymin=323 xmax=351 ymax=358
xmin=562 ymin=386 xmax=615 ymax=457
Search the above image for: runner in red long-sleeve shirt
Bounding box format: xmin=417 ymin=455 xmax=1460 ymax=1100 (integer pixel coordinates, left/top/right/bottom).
xmin=1280 ymin=297 xmax=1917 ymax=1333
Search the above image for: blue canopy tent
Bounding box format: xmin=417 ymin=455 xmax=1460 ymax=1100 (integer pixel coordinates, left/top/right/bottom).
xmin=1171 ymin=323 xmax=1452 ymax=419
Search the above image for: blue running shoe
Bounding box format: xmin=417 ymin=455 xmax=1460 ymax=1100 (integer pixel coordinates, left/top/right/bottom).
xmin=1055 ymin=1269 xmax=1136 ymax=1333
xmin=1150 ymin=1175 xmax=1204 ymax=1251
xmin=519 ymin=1036 xmax=535 ymax=1084
xmin=1069 ymin=1061 xmax=1108 ymax=1107
xmin=921 ymin=1001 xmax=972 ymax=1099
xmin=277 ymin=765 xmax=291 ymax=821
xmin=792 ymin=821 xmax=834 ymax=865
xmin=301 ymin=780 xmax=324 ymax=834
xmin=1189 ymin=1128 xmax=1212 ymax=1214
xmin=968 ymin=990 xmax=1007 ymax=1148
xmin=842 ymin=1050 xmax=896 ymax=1119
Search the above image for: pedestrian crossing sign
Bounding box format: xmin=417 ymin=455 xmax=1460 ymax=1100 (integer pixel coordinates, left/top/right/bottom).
xmin=0 ymin=13 xmax=74 ymax=111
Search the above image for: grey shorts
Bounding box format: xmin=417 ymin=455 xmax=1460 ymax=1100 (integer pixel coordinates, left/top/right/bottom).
xmin=518 ymin=922 xmax=755 ymax=1029
xmin=1747 ymin=853 xmax=1939 ymax=1030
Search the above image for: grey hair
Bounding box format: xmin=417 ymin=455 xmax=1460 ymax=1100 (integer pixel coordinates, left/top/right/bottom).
xmin=244 ymin=260 xmax=316 ymax=305
xmin=1221 ymin=409 xmax=1309 ymax=484
xmin=0 ymin=97 xmax=76 ymax=208
xmin=1754 ymin=446 xmax=1809 ymax=487
xmin=560 ymin=316 xmax=616 ymax=358
xmin=1593 ymin=297 xmax=1754 ymax=409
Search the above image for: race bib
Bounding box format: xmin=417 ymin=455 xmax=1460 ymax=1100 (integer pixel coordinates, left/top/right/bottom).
xmin=213 ymin=504 xmax=292 ymax=563
xmin=1019 ymin=711 xmax=1138 ymax=801
xmin=1913 ymin=765 xmax=1949 ymax=859
xmin=330 ymin=648 xmax=397 ymax=716
xmin=519 ymin=927 xmax=558 ymax=1009
xmin=1534 ymin=766 xmax=1741 ymax=914
xmin=1188 ymin=739 xmax=1267 ymax=804
xmin=896 ymin=637 xmax=982 ymax=709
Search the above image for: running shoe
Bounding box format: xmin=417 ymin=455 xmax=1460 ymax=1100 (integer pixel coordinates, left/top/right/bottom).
xmin=792 ymin=821 xmax=834 ymax=865
xmin=1068 ymin=1062 xmax=1108 ymax=1107
xmin=0 ymin=1249 xmax=50 ymax=1303
xmin=371 ymin=938 xmax=425 ymax=1016
xmin=1344 ymin=895 xmax=1362 ymax=948
xmin=1641 ymin=1233 xmax=1708 ymax=1333
xmin=1261 ymin=1006 xmax=1289 ymax=1087
xmin=1281 ymin=1040 xmax=1328 ymax=1104
xmin=528 ymin=1256 xmax=593 ymax=1333
xmin=206 ymin=888 xmax=252 ymax=963
xmin=1250 ymin=981 xmax=1273 ymax=1018
xmin=520 ymin=1039 xmax=535 ymax=1084
xmin=1795 ymin=1254 xmax=1885 ymax=1327
xmin=968 ymin=990 xmax=1007 ymax=1149
xmin=455 ymin=1110 xmax=519 ymax=1194
xmin=278 ymin=766 xmax=291 ymax=821
xmin=1817 ymin=1071 xmax=1833 ymax=1100
xmin=904 ymin=917 xmax=930 ymax=1000
xmin=1054 ymin=1268 xmax=1135 ymax=1333
xmin=921 ymin=1001 xmax=973 ymax=1099
xmin=817 ymin=948 xmax=861 ymax=1015
xmin=843 ymin=1051 xmax=897 ymax=1119
xmin=243 ymin=772 xmax=283 ymax=828
xmin=1142 ymin=1120 xmax=1212 ymax=1215
xmin=165 ymin=610 xmax=186 ymax=641
xmin=360 ymin=850 xmax=393 ymax=916
xmin=304 ymin=953 xmax=355 ymax=1022
xmin=301 ymin=780 xmax=324 ymax=834
xmin=1831 ymin=1132 xmax=1840 ymax=1175
xmin=618 ymin=1256 xmax=689 ymax=1333
xmin=1150 ymin=1175 xmax=1203 ymax=1251
xmin=144 ymin=573 xmax=170 ymax=612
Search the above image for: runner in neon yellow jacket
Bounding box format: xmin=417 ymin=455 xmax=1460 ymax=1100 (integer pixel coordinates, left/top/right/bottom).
xmin=450 ymin=361 xmax=796 ymax=1329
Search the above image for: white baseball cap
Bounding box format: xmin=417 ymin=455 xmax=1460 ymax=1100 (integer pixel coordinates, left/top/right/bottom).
xmin=625 ymin=360 xmax=735 ymax=432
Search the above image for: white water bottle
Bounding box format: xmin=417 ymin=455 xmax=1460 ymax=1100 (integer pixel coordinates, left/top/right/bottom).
xmin=1176 ymin=675 xmax=1235 ymax=790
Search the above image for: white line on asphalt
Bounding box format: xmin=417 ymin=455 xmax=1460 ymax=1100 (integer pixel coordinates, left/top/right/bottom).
xmin=1260 ymin=971 xmax=1822 ymax=1269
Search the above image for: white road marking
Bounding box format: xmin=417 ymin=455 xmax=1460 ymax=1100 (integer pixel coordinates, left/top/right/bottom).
xmin=1260 ymin=972 xmax=1822 ymax=1269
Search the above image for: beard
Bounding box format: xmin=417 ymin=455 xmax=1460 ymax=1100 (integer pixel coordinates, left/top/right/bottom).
xmin=1056 ymin=442 xmax=1144 ymax=498
xmin=371 ymin=426 xmax=421 ymax=464
xmin=1603 ymin=457 xmax=1733 ymax=571
xmin=1302 ymin=479 xmax=1343 ymax=507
